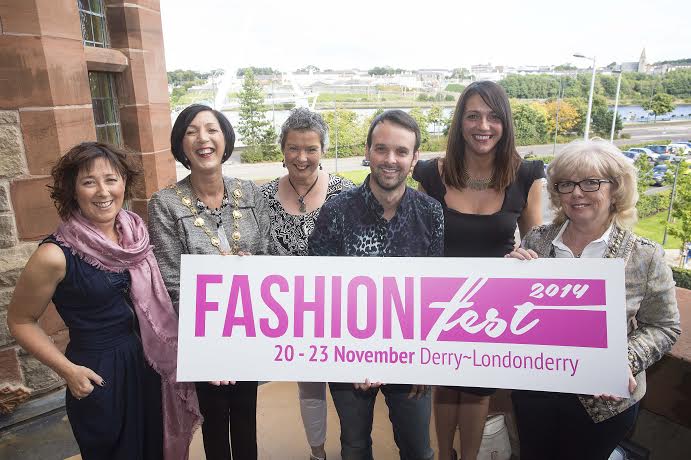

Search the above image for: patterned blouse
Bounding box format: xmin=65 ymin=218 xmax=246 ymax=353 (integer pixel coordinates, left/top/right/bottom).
xmin=260 ymin=174 xmax=354 ymax=256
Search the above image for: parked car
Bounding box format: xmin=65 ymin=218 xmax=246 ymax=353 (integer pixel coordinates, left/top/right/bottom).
xmin=620 ymin=151 xmax=636 ymax=164
xmin=652 ymin=160 xmax=691 ymax=185
xmin=628 ymin=147 xmax=658 ymax=162
xmin=667 ymin=143 xmax=690 ymax=155
xmin=645 ymin=145 xmax=668 ymax=155
xmin=655 ymin=153 xmax=683 ymax=163
xmin=361 ymin=158 xmax=370 ymax=166
xmin=651 ymin=164 xmax=668 ymax=186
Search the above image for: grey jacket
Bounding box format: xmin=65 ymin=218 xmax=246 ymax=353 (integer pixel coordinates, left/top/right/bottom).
xmin=522 ymin=223 xmax=681 ymax=422
xmin=148 ymin=175 xmax=272 ymax=313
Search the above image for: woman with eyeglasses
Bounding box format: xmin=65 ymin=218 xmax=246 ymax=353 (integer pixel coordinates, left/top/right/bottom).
xmin=148 ymin=104 xmax=272 ymax=460
xmin=507 ymin=140 xmax=680 ymax=460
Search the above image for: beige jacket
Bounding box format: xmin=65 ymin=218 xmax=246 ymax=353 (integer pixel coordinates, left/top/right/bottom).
xmin=522 ymin=223 xmax=681 ymax=422
xmin=148 ymin=175 xmax=272 ymax=313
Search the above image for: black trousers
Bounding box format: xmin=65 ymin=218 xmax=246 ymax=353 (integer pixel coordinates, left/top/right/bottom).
xmin=195 ymin=381 xmax=258 ymax=460
xmin=512 ymin=390 xmax=639 ymax=460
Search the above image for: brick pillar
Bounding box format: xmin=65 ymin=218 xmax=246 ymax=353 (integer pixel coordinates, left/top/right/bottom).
xmin=0 ymin=0 xmax=175 ymax=415
xmin=0 ymin=0 xmax=92 ymax=414
xmin=106 ymin=0 xmax=176 ymax=220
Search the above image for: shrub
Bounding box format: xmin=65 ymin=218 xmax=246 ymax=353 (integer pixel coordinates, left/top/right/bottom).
xmin=672 ymin=267 xmax=691 ymax=289
xmin=636 ymin=190 xmax=671 ymax=219
xmin=421 ymin=136 xmax=448 ymax=152
xmin=240 ymin=146 xmax=264 ymax=163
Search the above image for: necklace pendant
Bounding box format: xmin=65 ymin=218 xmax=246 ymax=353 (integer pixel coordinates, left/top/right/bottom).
xmin=193 ymin=217 xmax=205 ymax=227
xmin=299 ymin=198 xmax=306 ymax=213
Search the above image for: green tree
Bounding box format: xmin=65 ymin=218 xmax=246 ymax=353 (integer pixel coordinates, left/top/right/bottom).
xmin=544 ymin=99 xmax=580 ymax=134
xmin=237 ymin=69 xmax=279 ymax=162
xmin=661 ymin=69 xmax=691 ymax=98
xmin=634 ymin=155 xmax=654 ymax=194
xmin=642 ymin=93 xmax=676 ymax=122
xmin=322 ymin=109 xmax=366 ymax=157
xmin=451 ymin=68 xmax=471 ymax=79
xmin=408 ymin=108 xmax=430 ymax=146
xmin=511 ymin=102 xmax=550 ymax=145
xmin=427 ymin=105 xmax=444 ymax=135
xmin=668 ymin=166 xmax=691 ymax=267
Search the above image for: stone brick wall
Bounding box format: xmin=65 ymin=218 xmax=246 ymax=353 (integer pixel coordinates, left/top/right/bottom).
xmin=0 ymin=0 xmax=175 ymax=416
xmin=0 ymin=110 xmax=67 ymax=414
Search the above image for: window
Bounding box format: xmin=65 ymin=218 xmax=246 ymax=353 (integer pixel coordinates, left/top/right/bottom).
xmin=78 ymin=0 xmax=109 ymax=47
xmin=89 ymin=72 xmax=122 ymax=145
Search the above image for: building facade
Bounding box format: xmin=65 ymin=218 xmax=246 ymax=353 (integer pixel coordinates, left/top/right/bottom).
xmin=0 ymin=0 xmax=175 ymax=419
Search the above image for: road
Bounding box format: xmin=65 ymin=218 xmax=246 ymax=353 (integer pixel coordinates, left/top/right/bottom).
xmin=177 ymin=121 xmax=691 ymax=182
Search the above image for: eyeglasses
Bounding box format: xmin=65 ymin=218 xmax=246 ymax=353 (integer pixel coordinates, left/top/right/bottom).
xmin=554 ymin=179 xmax=612 ymax=194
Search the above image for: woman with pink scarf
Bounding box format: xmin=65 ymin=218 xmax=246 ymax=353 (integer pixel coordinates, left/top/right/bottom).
xmin=7 ymin=142 xmax=201 ymax=460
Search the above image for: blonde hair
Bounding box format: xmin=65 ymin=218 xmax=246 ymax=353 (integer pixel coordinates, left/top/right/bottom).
xmin=547 ymin=140 xmax=639 ymax=229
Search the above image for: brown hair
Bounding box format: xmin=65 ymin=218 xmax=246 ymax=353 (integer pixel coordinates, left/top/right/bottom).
xmin=49 ymin=142 xmax=142 ymax=220
xmin=442 ymin=81 xmax=521 ymax=190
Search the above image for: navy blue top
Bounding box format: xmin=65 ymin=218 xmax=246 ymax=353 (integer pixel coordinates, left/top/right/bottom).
xmin=308 ymin=176 xmax=444 ymax=257
xmin=412 ymin=158 xmax=545 ymax=258
xmin=46 ymin=237 xmax=137 ymax=351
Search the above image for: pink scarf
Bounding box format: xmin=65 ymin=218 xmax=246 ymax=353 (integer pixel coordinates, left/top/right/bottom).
xmin=55 ymin=209 xmax=201 ymax=460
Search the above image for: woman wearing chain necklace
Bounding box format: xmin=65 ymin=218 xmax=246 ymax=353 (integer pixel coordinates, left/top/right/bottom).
xmin=413 ymin=81 xmax=544 ymax=460
xmin=148 ymin=104 xmax=272 ymax=460
xmin=260 ymin=108 xmax=353 ymax=460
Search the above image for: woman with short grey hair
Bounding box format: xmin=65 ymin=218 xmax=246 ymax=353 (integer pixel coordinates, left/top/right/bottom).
xmin=261 ymin=107 xmax=354 ymax=460
xmin=508 ymin=139 xmax=680 ymax=459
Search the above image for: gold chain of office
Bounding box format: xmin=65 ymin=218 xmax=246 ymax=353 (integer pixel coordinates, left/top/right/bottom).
xmin=173 ymin=185 xmax=244 ymax=254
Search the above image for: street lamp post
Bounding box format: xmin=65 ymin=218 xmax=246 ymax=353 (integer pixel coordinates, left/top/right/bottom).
xmin=610 ymin=68 xmax=623 ymax=142
xmin=574 ymin=54 xmax=597 ymax=140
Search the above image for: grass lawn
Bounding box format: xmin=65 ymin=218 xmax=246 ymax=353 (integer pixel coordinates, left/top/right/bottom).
xmin=336 ymin=170 xmax=419 ymax=188
xmin=634 ymin=212 xmax=682 ymax=249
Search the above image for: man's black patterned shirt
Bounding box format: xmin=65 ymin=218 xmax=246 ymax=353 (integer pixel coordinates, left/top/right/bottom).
xmin=308 ymin=176 xmax=444 ymax=257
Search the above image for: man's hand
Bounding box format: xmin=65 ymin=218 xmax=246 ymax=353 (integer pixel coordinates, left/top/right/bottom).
xmin=407 ymin=384 xmax=429 ymax=399
xmin=353 ymin=378 xmax=383 ymax=391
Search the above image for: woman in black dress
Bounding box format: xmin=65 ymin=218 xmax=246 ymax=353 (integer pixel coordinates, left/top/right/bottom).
xmin=8 ymin=142 xmax=199 ymax=460
xmin=413 ymin=81 xmax=544 ymax=460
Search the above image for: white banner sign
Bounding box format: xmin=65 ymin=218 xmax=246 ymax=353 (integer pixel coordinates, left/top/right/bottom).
xmin=177 ymin=255 xmax=628 ymax=396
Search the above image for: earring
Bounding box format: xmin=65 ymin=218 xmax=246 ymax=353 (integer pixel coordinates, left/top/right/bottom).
xmin=319 ymin=163 xmax=323 ymax=170
xmin=282 ymin=160 xmax=286 ymax=168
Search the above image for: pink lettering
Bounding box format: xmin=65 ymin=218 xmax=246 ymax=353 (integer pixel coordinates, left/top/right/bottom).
xmin=259 ymin=275 xmax=289 ymax=338
xmin=222 ymin=275 xmax=256 ymax=337
xmin=382 ymin=277 xmax=414 ymax=339
xmin=347 ymin=276 xmax=377 ymax=339
xmin=195 ymin=274 xmax=223 ymax=337
xmin=294 ymin=276 xmax=325 ymax=338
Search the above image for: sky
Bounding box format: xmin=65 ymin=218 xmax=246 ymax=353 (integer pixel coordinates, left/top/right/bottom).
xmin=160 ymin=0 xmax=691 ymax=72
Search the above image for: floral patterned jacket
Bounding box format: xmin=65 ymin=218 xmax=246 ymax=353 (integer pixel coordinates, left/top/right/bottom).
xmin=521 ymin=223 xmax=681 ymax=422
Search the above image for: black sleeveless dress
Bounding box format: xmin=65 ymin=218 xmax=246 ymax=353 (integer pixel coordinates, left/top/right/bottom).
xmin=412 ymin=159 xmax=545 ymax=395
xmin=45 ymin=237 xmax=163 ymax=460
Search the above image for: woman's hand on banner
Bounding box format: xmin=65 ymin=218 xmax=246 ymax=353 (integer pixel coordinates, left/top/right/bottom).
xmin=505 ymin=248 xmax=539 ymax=260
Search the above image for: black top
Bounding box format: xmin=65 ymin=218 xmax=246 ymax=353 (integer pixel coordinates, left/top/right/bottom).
xmin=308 ymin=175 xmax=444 ymax=257
xmin=260 ymin=174 xmax=354 ymax=256
xmin=412 ymin=158 xmax=544 ymax=257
